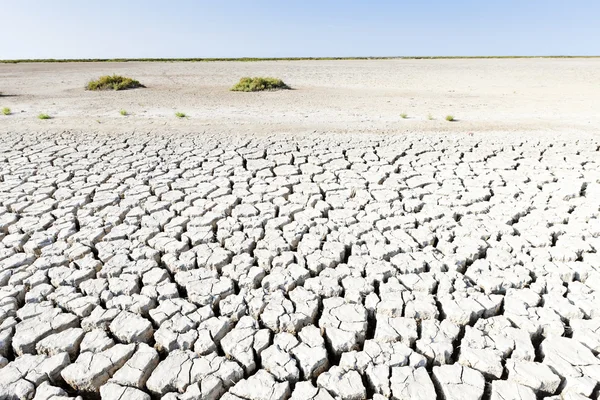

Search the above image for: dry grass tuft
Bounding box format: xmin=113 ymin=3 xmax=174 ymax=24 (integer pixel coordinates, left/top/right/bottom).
xmin=231 ymin=77 xmax=290 ymax=92
xmin=87 ymin=75 xmax=144 ymax=91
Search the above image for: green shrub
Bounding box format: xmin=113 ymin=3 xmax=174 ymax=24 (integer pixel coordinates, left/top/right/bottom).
xmin=175 ymin=112 xmax=187 ymax=118
xmin=445 ymin=115 xmax=455 ymax=121
xmin=87 ymin=75 xmax=144 ymax=91
xmin=231 ymin=77 xmax=290 ymax=92
xmin=2 ymin=107 xmax=10 ymax=115
xmin=400 ymin=113 xmax=408 ymax=119
xmin=38 ymin=113 xmax=51 ymax=120
xmin=120 ymin=109 xmax=128 ymax=116
xmin=427 ymin=113 xmax=434 ymax=120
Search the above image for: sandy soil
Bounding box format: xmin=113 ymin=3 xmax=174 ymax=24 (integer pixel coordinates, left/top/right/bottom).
xmin=1 ymin=59 xmax=600 ymax=135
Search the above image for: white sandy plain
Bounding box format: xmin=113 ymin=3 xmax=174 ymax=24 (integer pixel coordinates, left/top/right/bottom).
xmin=1 ymin=58 xmax=600 ymax=135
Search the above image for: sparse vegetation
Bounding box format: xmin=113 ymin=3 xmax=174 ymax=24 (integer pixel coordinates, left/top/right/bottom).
xmin=427 ymin=113 xmax=434 ymax=120
xmin=120 ymin=109 xmax=128 ymax=116
xmin=231 ymin=77 xmax=290 ymax=92
xmin=38 ymin=113 xmax=51 ymax=120
xmin=1 ymin=56 xmax=598 ymax=64
xmin=446 ymin=115 xmax=455 ymax=122
xmin=87 ymin=75 xmax=144 ymax=91
xmin=400 ymin=113 xmax=408 ymax=119
xmin=175 ymin=112 xmax=187 ymax=118
xmin=2 ymin=107 xmax=10 ymax=116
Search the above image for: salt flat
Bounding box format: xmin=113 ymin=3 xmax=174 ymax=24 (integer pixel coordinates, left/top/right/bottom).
xmin=1 ymin=59 xmax=600 ymax=135
xmin=0 ymin=60 xmax=600 ymax=400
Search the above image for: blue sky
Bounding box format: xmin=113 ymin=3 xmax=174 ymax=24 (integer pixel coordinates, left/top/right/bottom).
xmin=2 ymin=0 xmax=599 ymax=59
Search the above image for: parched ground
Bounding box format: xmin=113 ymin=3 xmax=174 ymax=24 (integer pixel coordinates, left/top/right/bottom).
xmin=2 ymin=59 xmax=600 ymax=135
xmin=0 ymin=130 xmax=599 ymax=400
xmin=1 ymin=59 xmax=600 ymax=400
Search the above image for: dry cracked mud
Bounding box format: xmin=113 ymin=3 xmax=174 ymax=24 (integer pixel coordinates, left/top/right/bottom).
xmin=0 ymin=131 xmax=599 ymax=400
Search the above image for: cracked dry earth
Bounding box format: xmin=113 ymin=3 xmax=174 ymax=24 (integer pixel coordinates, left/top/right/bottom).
xmin=0 ymin=131 xmax=599 ymax=400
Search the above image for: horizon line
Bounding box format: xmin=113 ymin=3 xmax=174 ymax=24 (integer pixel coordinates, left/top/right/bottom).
xmin=2 ymin=55 xmax=600 ymax=63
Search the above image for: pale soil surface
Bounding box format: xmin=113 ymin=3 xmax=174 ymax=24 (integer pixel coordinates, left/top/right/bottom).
xmin=0 ymin=130 xmax=599 ymax=400
xmin=1 ymin=60 xmax=600 ymax=400
xmin=1 ymin=59 xmax=600 ymax=134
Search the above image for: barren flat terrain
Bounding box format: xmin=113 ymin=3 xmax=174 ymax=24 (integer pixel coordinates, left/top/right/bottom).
xmin=0 ymin=60 xmax=600 ymax=400
xmin=2 ymin=58 xmax=600 ymax=134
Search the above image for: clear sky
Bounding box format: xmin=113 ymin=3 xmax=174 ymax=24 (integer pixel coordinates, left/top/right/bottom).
xmin=2 ymin=0 xmax=599 ymax=59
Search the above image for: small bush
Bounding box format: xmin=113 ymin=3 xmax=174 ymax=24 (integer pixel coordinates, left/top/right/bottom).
xmin=231 ymin=77 xmax=290 ymax=92
xmin=400 ymin=113 xmax=408 ymax=119
xmin=2 ymin=107 xmax=10 ymax=115
xmin=175 ymin=112 xmax=187 ymax=118
xmin=87 ymin=75 xmax=144 ymax=91
xmin=445 ymin=115 xmax=455 ymax=122
xmin=120 ymin=109 xmax=128 ymax=116
xmin=427 ymin=113 xmax=434 ymax=120
xmin=38 ymin=113 xmax=51 ymax=120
